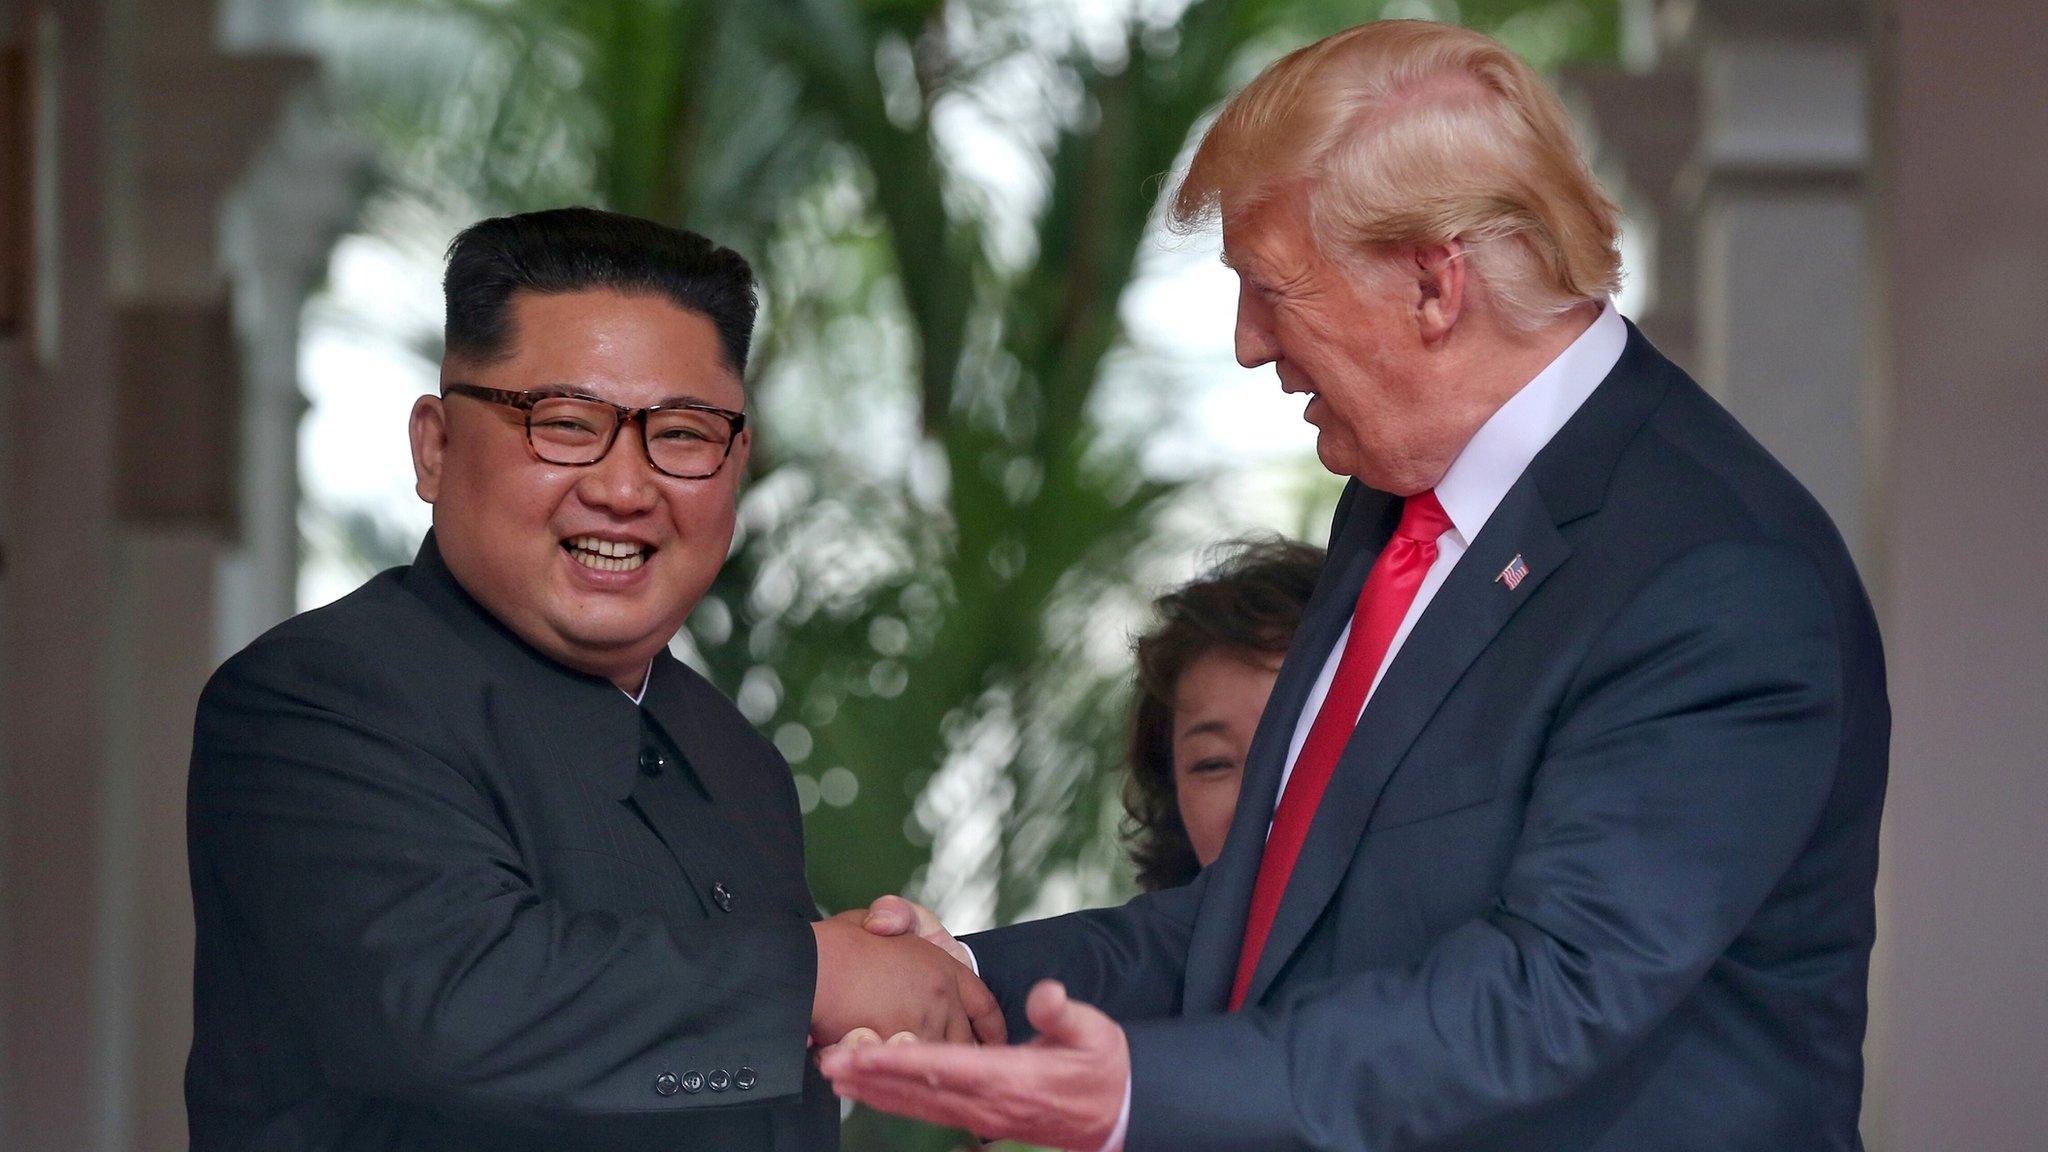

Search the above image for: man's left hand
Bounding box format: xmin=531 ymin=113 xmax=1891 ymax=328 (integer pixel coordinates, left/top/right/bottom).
xmin=861 ymin=894 xmax=974 ymax=968
xmin=818 ymin=979 xmax=1128 ymax=1152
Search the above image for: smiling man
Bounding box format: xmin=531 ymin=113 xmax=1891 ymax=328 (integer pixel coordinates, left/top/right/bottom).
xmin=185 ymin=208 xmax=1000 ymax=1152
xmin=827 ymin=20 xmax=1888 ymax=1152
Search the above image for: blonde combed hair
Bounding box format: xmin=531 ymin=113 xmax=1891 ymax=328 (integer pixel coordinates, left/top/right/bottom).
xmin=1171 ymin=20 xmax=1622 ymax=331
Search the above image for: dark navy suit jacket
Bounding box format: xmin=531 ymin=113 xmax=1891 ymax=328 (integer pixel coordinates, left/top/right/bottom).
xmin=970 ymin=324 xmax=1888 ymax=1151
xmin=186 ymin=537 xmax=836 ymax=1151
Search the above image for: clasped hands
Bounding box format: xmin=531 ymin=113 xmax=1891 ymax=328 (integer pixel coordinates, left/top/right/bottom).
xmin=809 ymin=896 xmax=1129 ymax=1152
xmin=809 ymin=900 xmax=998 ymax=1047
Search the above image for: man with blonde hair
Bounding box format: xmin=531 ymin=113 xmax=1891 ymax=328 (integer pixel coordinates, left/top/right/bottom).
xmin=824 ymin=20 xmax=1886 ymax=1152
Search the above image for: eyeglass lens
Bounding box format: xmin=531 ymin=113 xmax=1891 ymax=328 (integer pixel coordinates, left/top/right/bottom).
xmin=527 ymin=396 xmax=733 ymax=478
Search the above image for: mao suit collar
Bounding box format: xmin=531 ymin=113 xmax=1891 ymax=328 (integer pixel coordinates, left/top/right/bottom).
xmin=399 ymin=531 xmax=649 ymax=801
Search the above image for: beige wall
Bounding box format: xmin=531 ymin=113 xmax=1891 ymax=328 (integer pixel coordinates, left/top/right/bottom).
xmin=1874 ymin=1 xmax=2048 ymax=1148
xmin=2 ymin=6 xmax=121 ymax=1148
xmin=0 ymin=4 xmax=344 ymax=1150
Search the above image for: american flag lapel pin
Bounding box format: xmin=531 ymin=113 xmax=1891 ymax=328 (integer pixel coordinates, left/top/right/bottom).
xmin=1495 ymin=553 xmax=1529 ymax=591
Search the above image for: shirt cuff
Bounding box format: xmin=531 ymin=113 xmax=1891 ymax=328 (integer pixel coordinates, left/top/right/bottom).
xmin=958 ymin=939 xmax=980 ymax=976
xmin=1097 ymin=1076 xmax=1131 ymax=1152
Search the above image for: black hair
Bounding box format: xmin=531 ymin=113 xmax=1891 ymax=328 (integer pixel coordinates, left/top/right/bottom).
xmin=442 ymin=206 xmax=759 ymax=374
xmin=1123 ymin=535 xmax=1325 ymax=891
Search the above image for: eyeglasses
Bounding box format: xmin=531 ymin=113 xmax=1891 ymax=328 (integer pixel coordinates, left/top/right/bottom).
xmin=443 ymin=384 xmax=746 ymax=480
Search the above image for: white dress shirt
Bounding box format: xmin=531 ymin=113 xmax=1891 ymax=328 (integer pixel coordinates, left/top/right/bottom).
xmin=1097 ymin=301 xmax=1626 ymax=1152
xmin=1272 ymin=301 xmax=1626 ymax=806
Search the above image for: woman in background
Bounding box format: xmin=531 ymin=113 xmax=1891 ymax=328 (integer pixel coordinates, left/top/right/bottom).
xmin=1123 ymin=536 xmax=1325 ymax=891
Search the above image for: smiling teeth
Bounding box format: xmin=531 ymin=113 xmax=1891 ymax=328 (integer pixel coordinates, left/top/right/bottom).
xmin=566 ymin=535 xmax=647 ymax=572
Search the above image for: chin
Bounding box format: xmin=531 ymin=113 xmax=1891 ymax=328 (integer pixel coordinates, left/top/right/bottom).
xmin=560 ymin=615 xmax=672 ymax=655
xmin=1314 ymin=436 xmax=1363 ymax=482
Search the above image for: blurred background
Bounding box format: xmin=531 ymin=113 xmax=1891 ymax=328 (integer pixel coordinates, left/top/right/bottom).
xmin=2 ymin=0 xmax=2044 ymax=1149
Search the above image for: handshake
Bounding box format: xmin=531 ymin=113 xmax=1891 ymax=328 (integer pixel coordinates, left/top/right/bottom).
xmin=805 ymin=898 xmax=1132 ymax=1151
xmin=808 ymin=895 xmax=999 ymax=1049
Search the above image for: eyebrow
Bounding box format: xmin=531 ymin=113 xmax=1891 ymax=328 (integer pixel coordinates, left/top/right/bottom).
xmin=537 ymin=385 xmax=738 ymax=409
xmin=1177 ymin=718 xmax=1233 ymax=742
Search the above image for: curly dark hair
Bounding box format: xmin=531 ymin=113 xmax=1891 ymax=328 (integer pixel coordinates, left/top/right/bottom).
xmin=1124 ymin=536 xmax=1325 ymax=891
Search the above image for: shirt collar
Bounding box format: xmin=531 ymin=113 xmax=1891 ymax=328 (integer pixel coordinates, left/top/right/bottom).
xmin=1434 ymin=302 xmax=1627 ymax=543
xmin=621 ymin=664 xmax=652 ymax=706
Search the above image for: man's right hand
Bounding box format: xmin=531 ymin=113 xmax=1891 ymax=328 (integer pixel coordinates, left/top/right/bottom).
xmin=811 ymin=912 xmax=1005 ymax=1047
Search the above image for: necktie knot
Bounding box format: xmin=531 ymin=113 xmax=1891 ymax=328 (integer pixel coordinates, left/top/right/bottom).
xmin=1395 ymin=490 xmax=1453 ymax=544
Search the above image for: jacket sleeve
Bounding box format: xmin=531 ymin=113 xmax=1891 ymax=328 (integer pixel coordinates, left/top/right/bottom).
xmin=965 ymin=876 xmax=1205 ymax=1035
xmin=187 ymin=634 xmax=817 ymax=1124
xmin=1119 ymin=539 xmax=1848 ymax=1152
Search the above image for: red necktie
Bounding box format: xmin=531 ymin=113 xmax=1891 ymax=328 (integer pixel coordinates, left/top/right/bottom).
xmin=1228 ymin=490 xmax=1453 ymax=1010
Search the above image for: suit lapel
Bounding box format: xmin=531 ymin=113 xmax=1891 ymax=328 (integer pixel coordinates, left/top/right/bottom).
xmin=1243 ymin=478 xmax=1569 ymax=1005
xmin=1182 ymin=487 xmax=1398 ymax=1011
xmin=1215 ymin=320 xmax=1675 ymax=1008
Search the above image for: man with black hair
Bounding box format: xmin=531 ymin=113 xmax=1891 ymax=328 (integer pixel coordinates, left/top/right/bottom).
xmin=186 ymin=207 xmax=1001 ymax=1152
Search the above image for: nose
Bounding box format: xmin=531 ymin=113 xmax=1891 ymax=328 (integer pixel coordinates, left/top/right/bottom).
xmin=1234 ymin=289 xmax=1278 ymax=370
xmin=573 ymin=420 xmax=661 ymax=516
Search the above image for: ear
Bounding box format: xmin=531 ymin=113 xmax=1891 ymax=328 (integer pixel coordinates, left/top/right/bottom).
xmin=410 ymin=393 xmax=449 ymax=504
xmin=1412 ymin=239 xmax=1466 ymax=345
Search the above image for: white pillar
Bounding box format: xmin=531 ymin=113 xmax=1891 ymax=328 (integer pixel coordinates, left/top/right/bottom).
xmin=218 ymin=88 xmax=369 ymax=655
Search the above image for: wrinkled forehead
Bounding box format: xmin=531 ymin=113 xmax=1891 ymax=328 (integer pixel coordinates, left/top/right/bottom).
xmin=1218 ymin=187 xmax=1321 ymax=277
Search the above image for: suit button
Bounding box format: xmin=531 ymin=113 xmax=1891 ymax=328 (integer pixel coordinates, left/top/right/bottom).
xmin=735 ymin=1066 xmax=757 ymax=1091
xmin=638 ymin=748 xmax=665 ymax=777
xmin=708 ymin=1068 xmax=732 ymax=1092
xmin=710 ymin=881 xmax=733 ymax=912
xmin=654 ymin=1071 xmax=680 ymax=1096
xmin=680 ymin=1070 xmax=704 ymax=1094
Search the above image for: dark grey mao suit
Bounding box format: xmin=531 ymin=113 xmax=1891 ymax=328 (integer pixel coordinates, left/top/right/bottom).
xmin=186 ymin=535 xmax=836 ymax=1151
